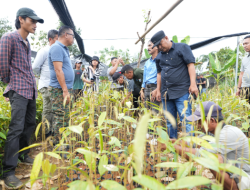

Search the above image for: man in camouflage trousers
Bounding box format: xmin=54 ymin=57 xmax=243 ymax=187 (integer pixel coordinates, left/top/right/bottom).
xmin=48 ymin=25 xmax=75 ymax=145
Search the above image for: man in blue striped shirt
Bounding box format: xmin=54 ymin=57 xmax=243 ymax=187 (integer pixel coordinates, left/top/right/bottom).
xmin=140 ymin=40 xmax=161 ymax=113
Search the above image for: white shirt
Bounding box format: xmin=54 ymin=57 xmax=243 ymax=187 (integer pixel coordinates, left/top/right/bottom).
xmin=32 ymin=46 xmax=50 ymax=90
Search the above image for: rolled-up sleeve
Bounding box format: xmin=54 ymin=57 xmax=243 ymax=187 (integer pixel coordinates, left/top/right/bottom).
xmin=0 ymin=36 xmax=11 ymax=83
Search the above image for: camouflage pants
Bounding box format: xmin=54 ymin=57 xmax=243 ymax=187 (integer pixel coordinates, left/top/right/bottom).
xmin=39 ymin=87 xmax=53 ymax=135
xmin=49 ymin=87 xmax=72 ymax=144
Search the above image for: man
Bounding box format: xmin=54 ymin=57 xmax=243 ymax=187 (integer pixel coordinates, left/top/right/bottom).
xmin=73 ymin=60 xmax=83 ymax=101
xmin=0 ymin=8 xmax=44 ymax=189
xmin=160 ymin=101 xmax=250 ymax=190
xmin=120 ymin=65 xmax=143 ymax=107
xmin=112 ymin=72 xmax=125 ymax=91
xmin=197 ymin=74 xmax=206 ymax=94
xmin=32 ymin=29 xmax=58 ymax=138
xmin=107 ymin=57 xmax=125 ymax=89
xmin=48 ymin=25 xmax=74 ymax=145
xmin=236 ymin=35 xmax=250 ymax=102
xmin=141 ymin=40 xmax=161 ymax=113
xmin=151 ymin=30 xmax=198 ymax=139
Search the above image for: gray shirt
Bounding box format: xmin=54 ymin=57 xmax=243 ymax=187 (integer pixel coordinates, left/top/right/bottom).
xmin=107 ymin=66 xmax=123 ymax=88
xmin=195 ymin=125 xmax=250 ymax=175
xmin=240 ymin=55 xmax=250 ymax=87
xmin=125 ymin=78 xmax=134 ymax=92
xmin=32 ymin=46 xmax=50 ymax=90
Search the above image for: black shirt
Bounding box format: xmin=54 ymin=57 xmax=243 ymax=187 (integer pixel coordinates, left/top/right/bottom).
xmin=155 ymin=42 xmax=195 ymax=99
xmin=197 ymin=78 xmax=206 ymax=89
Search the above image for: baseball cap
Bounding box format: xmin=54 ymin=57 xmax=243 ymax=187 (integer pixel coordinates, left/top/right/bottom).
xmin=16 ymin=8 xmax=44 ymax=23
xmin=187 ymin=101 xmax=223 ymax=122
xmin=112 ymin=72 xmax=122 ymax=82
xmin=75 ymin=59 xmax=82 ymax=64
xmin=151 ymin=30 xmax=165 ymax=48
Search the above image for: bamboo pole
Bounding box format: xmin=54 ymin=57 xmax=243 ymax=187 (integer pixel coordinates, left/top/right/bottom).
xmin=135 ymin=0 xmax=184 ymax=45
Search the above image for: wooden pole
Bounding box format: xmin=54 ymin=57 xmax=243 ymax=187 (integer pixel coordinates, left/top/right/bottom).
xmin=135 ymin=0 xmax=184 ymax=45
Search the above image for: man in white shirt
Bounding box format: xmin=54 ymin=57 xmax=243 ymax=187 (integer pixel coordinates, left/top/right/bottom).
xmin=32 ymin=29 xmax=58 ymax=138
xmin=236 ymin=35 xmax=250 ymax=103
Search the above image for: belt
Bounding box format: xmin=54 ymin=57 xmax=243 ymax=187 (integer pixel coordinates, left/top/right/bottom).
xmin=146 ymin=83 xmax=157 ymax=88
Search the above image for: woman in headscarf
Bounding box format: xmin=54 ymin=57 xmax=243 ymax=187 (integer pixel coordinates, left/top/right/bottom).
xmin=81 ymin=56 xmax=102 ymax=93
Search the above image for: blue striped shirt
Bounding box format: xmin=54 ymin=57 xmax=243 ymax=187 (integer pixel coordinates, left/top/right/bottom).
xmin=142 ymin=57 xmax=157 ymax=88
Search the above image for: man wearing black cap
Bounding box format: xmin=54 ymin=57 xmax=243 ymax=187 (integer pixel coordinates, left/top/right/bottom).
xmin=0 ymin=7 xmax=44 ymax=188
xmin=159 ymin=101 xmax=250 ymax=190
xmin=151 ymin=30 xmax=198 ymax=139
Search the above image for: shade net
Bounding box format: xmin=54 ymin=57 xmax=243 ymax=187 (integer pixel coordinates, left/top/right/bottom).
xmin=49 ymin=0 xmax=92 ymax=62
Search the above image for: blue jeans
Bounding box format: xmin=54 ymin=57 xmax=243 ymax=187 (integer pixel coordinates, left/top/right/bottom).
xmin=162 ymin=92 xmax=192 ymax=139
xmin=201 ymin=88 xmax=206 ymax=94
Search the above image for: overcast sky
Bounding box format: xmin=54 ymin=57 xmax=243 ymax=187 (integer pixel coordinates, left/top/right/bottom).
xmin=1 ymin=0 xmax=249 ymax=64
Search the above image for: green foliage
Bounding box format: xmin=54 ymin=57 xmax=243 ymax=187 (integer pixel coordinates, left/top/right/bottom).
xmin=172 ymin=35 xmax=190 ymax=44
xmin=30 ymin=30 xmax=48 ymax=51
xmin=0 ymin=17 xmax=13 ymax=39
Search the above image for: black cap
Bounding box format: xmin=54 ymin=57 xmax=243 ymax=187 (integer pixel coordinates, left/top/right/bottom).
xmin=91 ymin=56 xmax=100 ymax=63
xmin=112 ymin=72 xmax=122 ymax=82
xmin=151 ymin=30 xmax=165 ymax=48
xmin=17 ymin=8 xmax=44 ymax=23
xmin=121 ymin=64 xmax=133 ymax=74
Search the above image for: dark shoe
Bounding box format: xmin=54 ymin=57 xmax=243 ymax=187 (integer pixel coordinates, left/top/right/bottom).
xmin=4 ymin=175 xmax=23 ymax=189
xmin=20 ymin=156 xmax=34 ymax=165
xmin=45 ymin=131 xmax=52 ymax=139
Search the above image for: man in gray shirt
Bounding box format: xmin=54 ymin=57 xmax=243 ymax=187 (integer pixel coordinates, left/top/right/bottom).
xmin=160 ymin=101 xmax=250 ymax=190
xmin=32 ymin=29 xmax=58 ymax=138
xmin=107 ymin=57 xmax=125 ymax=89
xmin=236 ymin=35 xmax=250 ymax=103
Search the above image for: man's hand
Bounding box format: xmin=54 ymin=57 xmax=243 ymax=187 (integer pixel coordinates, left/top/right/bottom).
xmin=87 ymin=80 xmax=94 ymax=84
xmin=4 ymin=97 xmax=9 ymax=102
xmin=236 ymin=89 xmax=240 ymax=96
xmin=189 ymin=84 xmax=198 ymax=97
xmin=158 ymin=142 xmax=167 ymax=151
xmin=63 ymin=90 xmax=70 ymax=105
xmin=120 ymin=58 xmax=125 ymax=66
xmin=140 ymin=90 xmax=145 ymax=101
xmin=151 ymin=89 xmax=157 ymax=102
xmin=156 ymin=90 xmax=161 ymax=102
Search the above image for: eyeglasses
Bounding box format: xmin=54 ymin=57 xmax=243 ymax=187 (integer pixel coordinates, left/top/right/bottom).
xmin=67 ymin=33 xmax=75 ymax=38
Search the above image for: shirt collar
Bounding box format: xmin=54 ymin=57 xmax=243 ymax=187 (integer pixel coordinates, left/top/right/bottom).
xmin=15 ymin=30 xmax=29 ymax=43
xmin=161 ymin=41 xmax=175 ymax=54
xmin=56 ymin=41 xmax=67 ymax=49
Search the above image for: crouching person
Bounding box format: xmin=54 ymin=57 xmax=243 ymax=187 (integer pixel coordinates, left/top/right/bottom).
xmin=159 ymin=101 xmax=250 ymax=190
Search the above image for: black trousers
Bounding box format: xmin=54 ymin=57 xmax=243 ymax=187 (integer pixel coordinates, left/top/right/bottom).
xmin=3 ymin=90 xmax=36 ymax=177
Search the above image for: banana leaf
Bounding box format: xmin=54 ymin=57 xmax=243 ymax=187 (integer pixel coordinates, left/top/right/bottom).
xmin=181 ymin=36 xmax=190 ymax=45
xmin=172 ymin=35 xmax=178 ymax=43
xmin=221 ymin=54 xmax=237 ymax=71
xmin=144 ymin=49 xmax=151 ymax=59
xmin=209 ymin=53 xmax=221 ymax=74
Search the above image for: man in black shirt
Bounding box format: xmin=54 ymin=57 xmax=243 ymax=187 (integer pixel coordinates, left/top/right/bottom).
xmin=197 ymin=74 xmax=206 ymax=94
xmin=151 ymin=30 xmax=198 ymax=139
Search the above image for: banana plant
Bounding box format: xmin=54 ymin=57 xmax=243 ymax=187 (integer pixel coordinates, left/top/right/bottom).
xmin=205 ymin=52 xmax=237 ymax=85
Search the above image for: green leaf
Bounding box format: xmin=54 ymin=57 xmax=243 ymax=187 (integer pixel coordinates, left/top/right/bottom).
xmin=190 ymin=137 xmax=214 ymax=150
xmin=0 ymin=132 xmax=6 ymax=139
xmin=18 ymin=143 xmax=42 ymax=154
xmin=154 ymin=162 xmax=182 ymax=168
xmin=68 ymin=125 xmax=83 ymax=137
xmin=166 ymin=176 xmax=211 ymax=189
xmin=99 ymin=130 xmax=103 ymax=152
xmin=45 ymin=152 xmax=61 ymax=159
xmin=101 ymin=180 xmax=126 ymax=190
xmin=108 ymin=136 xmax=121 ymax=148
xmin=133 ymin=113 xmax=150 ymax=177
xmin=219 ymin=164 xmax=248 ymax=177
xmin=98 ymin=155 xmax=108 ymax=176
xmin=103 ymin=165 xmax=119 ymax=171
xmin=30 ymin=152 xmax=43 ymax=186
xmin=209 ymin=53 xmax=221 ymax=74
xmin=98 ymin=112 xmax=106 ymax=126
xmin=132 ymin=175 xmax=165 ymax=190
xmin=123 ymin=116 xmax=137 ymax=123
xmin=172 ymin=35 xmax=178 ymax=43
xmin=211 ymin=183 xmax=223 ymax=190
xmin=181 ymin=36 xmax=190 ymax=44
xmin=193 ymin=157 xmax=219 ymax=172
xmin=35 ymin=122 xmax=42 ymax=140
xmin=67 ymin=180 xmax=88 ymax=190
xmin=76 ymin=148 xmax=99 ymax=171
xmin=177 ymin=162 xmax=193 ymax=179
xmin=221 ymin=53 xmax=236 ymax=71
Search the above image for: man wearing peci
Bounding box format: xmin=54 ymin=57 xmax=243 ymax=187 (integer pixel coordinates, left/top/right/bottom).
xmin=32 ymin=29 xmax=58 ymax=138
xmin=48 ymin=25 xmax=75 ymax=145
xmin=151 ymin=30 xmax=198 ymax=139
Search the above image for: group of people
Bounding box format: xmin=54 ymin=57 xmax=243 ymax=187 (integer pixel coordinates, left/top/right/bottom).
xmin=0 ymin=7 xmax=250 ymax=190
